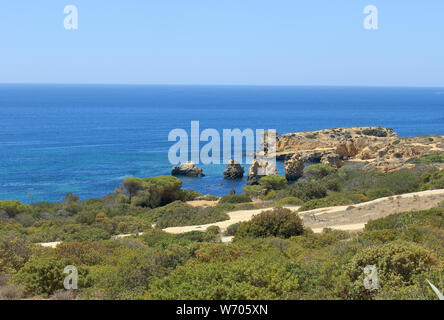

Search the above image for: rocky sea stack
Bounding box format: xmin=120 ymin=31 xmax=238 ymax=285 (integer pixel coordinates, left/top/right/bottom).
xmin=247 ymin=159 xmax=277 ymax=185
xmin=171 ymin=161 xmax=205 ymax=177
xmin=223 ymin=160 xmax=244 ymax=179
xmin=284 ymin=154 xmax=304 ymax=181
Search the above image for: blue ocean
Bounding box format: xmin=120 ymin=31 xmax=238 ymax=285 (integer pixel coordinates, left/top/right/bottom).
xmin=1 ymin=84 xmax=443 ymax=203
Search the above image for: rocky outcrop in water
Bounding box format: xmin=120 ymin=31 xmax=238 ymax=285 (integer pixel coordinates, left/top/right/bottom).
xmin=171 ymin=161 xmax=205 ymax=177
xmin=284 ymin=154 xmax=304 ymax=181
xmin=223 ymin=160 xmax=244 ymax=179
xmin=247 ymin=159 xmax=277 ymax=185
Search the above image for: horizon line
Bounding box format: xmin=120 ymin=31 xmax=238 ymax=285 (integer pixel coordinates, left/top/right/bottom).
xmin=0 ymin=82 xmax=444 ymax=89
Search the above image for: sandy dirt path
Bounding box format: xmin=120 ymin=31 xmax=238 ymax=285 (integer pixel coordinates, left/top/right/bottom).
xmin=300 ymin=189 xmax=444 ymax=232
xmin=38 ymin=189 xmax=444 ymax=247
xmin=162 ymin=206 xmax=299 ymax=234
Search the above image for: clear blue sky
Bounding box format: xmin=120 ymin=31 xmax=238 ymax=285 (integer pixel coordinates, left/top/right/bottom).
xmin=1 ymin=1 xmax=443 ymax=86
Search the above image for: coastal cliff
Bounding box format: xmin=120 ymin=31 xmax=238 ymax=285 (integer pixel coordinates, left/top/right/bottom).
xmin=273 ymin=126 xmax=444 ymax=173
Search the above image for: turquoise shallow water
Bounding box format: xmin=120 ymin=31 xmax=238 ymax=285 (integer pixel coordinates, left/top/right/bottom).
xmin=0 ymin=84 xmax=443 ymax=203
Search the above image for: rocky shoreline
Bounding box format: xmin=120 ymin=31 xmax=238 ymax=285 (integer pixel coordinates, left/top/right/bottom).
xmin=170 ymin=127 xmax=444 ymax=184
xmin=273 ymin=126 xmax=444 ymax=173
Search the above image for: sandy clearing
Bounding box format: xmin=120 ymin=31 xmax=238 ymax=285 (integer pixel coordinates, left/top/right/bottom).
xmin=163 ymin=206 xmax=299 ymax=234
xmin=311 ymin=223 xmax=366 ymax=233
xmin=300 ymin=189 xmax=444 ymax=232
xmin=186 ymin=200 xmax=218 ymax=207
xmin=39 ymin=241 xmax=62 ymax=248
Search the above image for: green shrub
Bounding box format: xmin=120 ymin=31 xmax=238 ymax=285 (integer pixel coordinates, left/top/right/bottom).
xmin=342 ymin=242 xmax=437 ymax=299
xmin=224 ymin=222 xmax=241 ymax=236
xmin=242 ymin=185 xmax=265 ymax=199
xmin=288 ymin=181 xmax=328 ymax=201
xmin=365 ymin=207 xmax=444 ymax=232
xmin=206 ymin=226 xmax=221 ymax=235
xmin=291 ymin=228 xmax=349 ymax=249
xmin=337 ymin=167 xmax=419 ymax=195
xmin=258 ymin=175 xmax=287 ymax=190
xmin=365 ymin=188 xmax=394 ymax=200
xmin=0 ymin=236 xmax=35 ymax=273
xmin=236 ymin=207 xmax=304 ymax=239
xmin=64 ymin=228 xmax=111 ymax=242
xmin=12 ymin=257 xmax=89 ymax=297
xmin=274 ymin=197 xmax=303 ymax=206
xmin=121 ymin=175 xmax=183 ymax=208
xmin=357 ymin=229 xmax=397 ymax=245
xmin=0 ymin=201 xmax=31 ymax=218
xmin=179 ymin=189 xmax=203 ymax=201
xmin=305 ymin=164 xmax=335 ymax=180
xmin=408 ymin=153 xmax=444 ymax=164
xmin=420 ymin=170 xmax=444 ymax=190
xmin=153 ymin=201 xmax=229 ymax=228
xmin=147 ymin=250 xmax=302 ymax=300
xmin=320 ymin=175 xmax=342 ymax=192
xmin=362 ymin=127 xmax=388 ymax=137
xmin=55 ymin=242 xmax=111 ymax=266
xmin=202 ymin=194 xmax=219 ymax=201
xmin=219 ymin=194 xmax=252 ymax=204
xmin=299 ymin=195 xmax=352 ymax=211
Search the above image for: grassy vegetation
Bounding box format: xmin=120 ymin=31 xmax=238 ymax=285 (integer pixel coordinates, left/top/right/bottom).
xmin=1 ymin=164 xmax=444 ymax=300
xmin=361 ymin=127 xmax=388 ymax=137
xmin=408 ymin=153 xmax=444 ymax=164
xmin=3 ymin=205 xmax=442 ymax=300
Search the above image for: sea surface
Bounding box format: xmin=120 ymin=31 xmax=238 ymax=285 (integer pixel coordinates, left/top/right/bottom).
xmin=1 ymin=84 xmax=443 ymax=203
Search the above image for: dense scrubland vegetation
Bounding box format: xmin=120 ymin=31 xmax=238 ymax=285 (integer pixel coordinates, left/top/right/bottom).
xmin=1 ymin=164 xmax=443 ymax=300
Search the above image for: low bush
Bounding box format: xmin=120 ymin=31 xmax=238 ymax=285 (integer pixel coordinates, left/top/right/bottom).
xmin=64 ymin=228 xmax=111 ymax=242
xmin=219 ymin=194 xmax=252 ymax=204
xmin=202 ymin=194 xmax=219 ymax=201
xmin=236 ymin=207 xmax=304 ymax=239
xmin=362 ymin=127 xmax=388 ymax=137
xmin=274 ymin=197 xmax=304 ymax=206
xmin=287 ymin=181 xmax=327 ymax=201
xmin=11 ymin=257 xmax=90 ymax=297
xmin=365 ymin=188 xmax=394 ymax=200
xmin=258 ymin=175 xmax=287 ymax=190
xmin=178 ymin=190 xmax=203 ymax=201
xmin=420 ymin=170 xmax=444 ymax=190
xmin=341 ymin=241 xmax=437 ymax=299
xmin=299 ymin=195 xmax=352 ymax=211
xmin=408 ymin=153 xmax=444 ymax=164
xmin=305 ymin=164 xmax=335 ymax=180
xmin=224 ymin=222 xmax=241 ymax=236
xmin=153 ymin=201 xmax=229 ymax=229
xmin=242 ymin=185 xmax=265 ymax=199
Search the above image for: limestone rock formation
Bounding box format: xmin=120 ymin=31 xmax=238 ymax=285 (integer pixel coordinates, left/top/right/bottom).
xmin=363 ymin=159 xmax=416 ymax=174
xmin=336 ymin=140 xmax=359 ymax=159
xmin=321 ymin=152 xmax=344 ymax=169
xmin=171 ymin=161 xmax=205 ymax=177
xmin=246 ymin=159 xmax=277 ymax=185
xmin=284 ymin=153 xmax=304 ymax=181
xmin=223 ymin=160 xmax=245 ymax=179
xmin=273 ymin=126 xmax=444 ymax=173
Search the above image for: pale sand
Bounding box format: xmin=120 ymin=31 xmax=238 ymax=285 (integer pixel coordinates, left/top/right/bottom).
xmin=186 ymin=200 xmax=218 ymax=207
xmin=300 ymin=189 xmax=444 ymax=232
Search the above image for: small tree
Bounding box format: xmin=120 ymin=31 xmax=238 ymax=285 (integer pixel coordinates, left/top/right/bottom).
xmin=120 ymin=177 xmax=143 ymax=203
xmin=258 ymin=175 xmax=287 ymax=191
